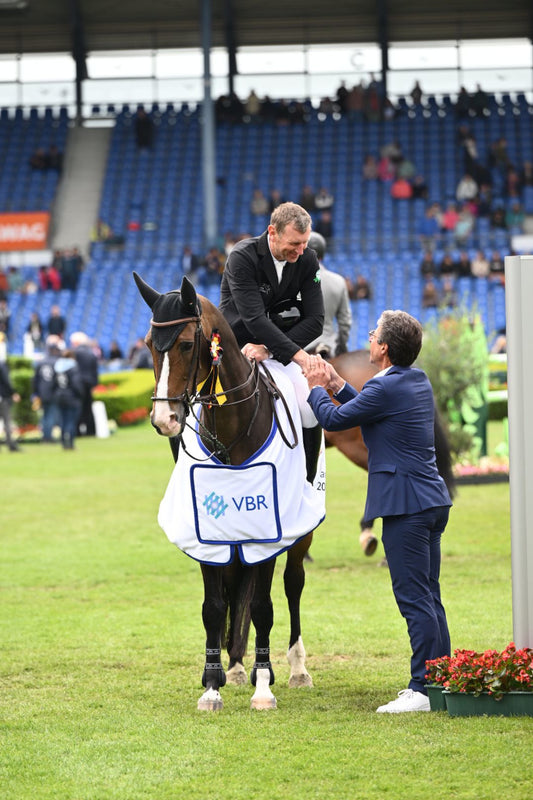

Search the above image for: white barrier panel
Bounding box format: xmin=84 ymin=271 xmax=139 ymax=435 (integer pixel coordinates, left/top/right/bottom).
xmin=505 ymin=254 xmax=533 ymax=648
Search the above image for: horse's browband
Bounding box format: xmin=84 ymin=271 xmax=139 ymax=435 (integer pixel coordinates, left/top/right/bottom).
xmin=150 ymin=316 xmax=199 ymax=328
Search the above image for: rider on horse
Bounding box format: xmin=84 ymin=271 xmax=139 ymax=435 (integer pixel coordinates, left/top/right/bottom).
xmin=219 ymin=201 xmax=325 ymax=482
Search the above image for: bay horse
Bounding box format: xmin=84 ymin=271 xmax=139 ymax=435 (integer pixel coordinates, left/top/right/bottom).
xmin=134 ymin=272 xmax=321 ymax=711
xmin=324 ymin=350 xmax=456 ymax=556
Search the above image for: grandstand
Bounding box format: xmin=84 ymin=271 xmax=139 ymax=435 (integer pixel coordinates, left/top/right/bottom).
xmin=1 ymin=91 xmax=529 ymax=357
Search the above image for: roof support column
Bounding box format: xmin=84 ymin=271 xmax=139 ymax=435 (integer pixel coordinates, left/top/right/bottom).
xmin=201 ymin=0 xmax=218 ymax=249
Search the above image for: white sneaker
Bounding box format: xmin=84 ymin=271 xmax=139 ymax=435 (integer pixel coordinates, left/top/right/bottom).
xmin=376 ymin=689 xmax=431 ymax=713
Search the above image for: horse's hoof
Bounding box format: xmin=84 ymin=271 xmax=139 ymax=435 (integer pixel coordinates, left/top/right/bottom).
xmin=226 ymin=663 xmax=248 ymax=685
xmin=250 ymin=695 xmax=277 ymax=710
xmin=197 ymin=688 xmax=223 ymax=711
xmin=359 ymin=530 xmax=378 ymax=556
xmin=288 ymin=672 xmax=313 ymax=688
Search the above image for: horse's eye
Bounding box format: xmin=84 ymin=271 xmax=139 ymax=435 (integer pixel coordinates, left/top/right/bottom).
xmin=179 ymin=341 xmax=194 ymax=353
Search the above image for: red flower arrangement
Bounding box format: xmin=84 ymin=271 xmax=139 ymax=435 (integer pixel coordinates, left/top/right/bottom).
xmin=426 ymin=642 xmax=533 ymax=700
xmin=118 ymin=407 xmax=149 ymax=426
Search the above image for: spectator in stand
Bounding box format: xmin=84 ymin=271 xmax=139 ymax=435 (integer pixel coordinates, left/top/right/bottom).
xmin=504 ymin=168 xmax=522 ymax=200
xmin=420 ymin=250 xmax=438 ymax=279
xmin=441 ymin=277 xmax=458 ymax=307
xmin=470 ymin=84 xmax=489 ymax=117
xmin=348 ymin=274 xmax=372 ymax=301
xmin=38 ymin=265 xmax=61 ymax=291
xmin=491 ymin=328 xmax=507 ymax=354
xmin=411 ymin=175 xmax=429 ymax=201
xmin=456 ymin=250 xmax=472 ymax=278
xmin=477 ymin=183 xmax=494 ymax=217
xmin=7 ymin=267 xmax=24 ymax=294
xmin=440 ymin=202 xmax=460 ymax=235
xmin=470 ymin=250 xmax=490 ymax=278
xmin=396 ymin=155 xmax=417 ymax=180
xmin=129 ymin=337 xmax=152 ymax=369
xmin=390 ymin=177 xmax=413 ymax=200
xmin=91 ymin=219 xmax=125 ymax=247
xmin=377 ymin=153 xmax=396 ymax=182
xmin=410 ymin=80 xmax=423 ymax=106
xmin=417 ymin=204 xmax=441 ymax=251
xmin=456 ymin=173 xmax=479 ymax=204
xmin=268 ymin=188 xmax=285 ymax=212
xmin=454 ymin=203 xmax=476 ymax=246
xmin=108 ymin=340 xmax=124 ymax=361
xmin=490 ymin=205 xmax=507 ymax=229
xmin=134 ymin=107 xmax=154 ymax=149
xmin=505 ymin=201 xmax=525 ymax=230
xmin=0 ymin=359 xmax=21 ymax=452
xmin=314 ymin=210 xmax=334 ymax=245
xmin=299 ymin=185 xmax=316 ymax=211
xmin=439 ymin=253 xmax=458 ymax=279
xmin=70 ymin=331 xmax=99 ymax=437
xmin=29 ymin=147 xmax=49 ymax=170
xmin=48 ymin=144 xmax=63 ymax=172
xmin=46 ymin=305 xmax=66 ymax=340
xmin=488 ymin=137 xmax=512 ymax=173
xmin=60 ymin=247 xmax=84 ymax=290
xmin=422 ymin=279 xmax=440 ymax=308
xmin=180 ymin=245 xmax=201 ymax=280
xmin=362 ymin=154 xmax=379 ymax=180
xmin=520 ymin=160 xmax=533 ymax=187
xmin=455 ymin=87 xmax=471 ymax=118
xmin=26 ymin=312 xmax=44 ymax=351
xmin=244 ymin=89 xmax=261 ymax=121
xmin=203 ymin=246 xmax=225 ymax=284
xmin=489 ymin=250 xmax=505 ymax=285
xmin=314 ymin=187 xmax=335 ymax=211
xmin=345 ymin=81 xmax=365 ymax=121
xmin=250 ymin=188 xmax=270 ymax=216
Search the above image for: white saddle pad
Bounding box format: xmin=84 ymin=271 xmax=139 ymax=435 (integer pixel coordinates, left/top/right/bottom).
xmin=157 ymin=361 xmax=326 ymax=565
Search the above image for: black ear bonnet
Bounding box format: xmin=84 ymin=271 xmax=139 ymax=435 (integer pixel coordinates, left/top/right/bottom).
xmin=133 ymin=272 xmax=201 ymax=352
xmin=150 ymin=290 xmax=202 ymax=352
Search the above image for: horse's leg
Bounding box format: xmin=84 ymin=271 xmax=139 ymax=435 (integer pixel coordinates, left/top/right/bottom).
xmin=324 ymin=427 xmax=379 ymax=556
xmin=225 ymin=560 xmax=253 ymax=685
xmin=250 ymin=559 xmax=277 ymax=710
xmin=197 ymin=564 xmax=227 ymax=711
xmin=284 ymin=532 xmax=314 ymax=688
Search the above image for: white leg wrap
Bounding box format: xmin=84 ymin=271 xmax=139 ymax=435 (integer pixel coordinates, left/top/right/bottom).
xmin=250 ymin=668 xmax=277 ymax=710
xmin=287 ymin=635 xmax=313 ymax=688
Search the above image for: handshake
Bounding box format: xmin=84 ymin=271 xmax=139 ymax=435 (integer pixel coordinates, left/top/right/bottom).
xmin=302 ymin=357 xmax=344 ymax=394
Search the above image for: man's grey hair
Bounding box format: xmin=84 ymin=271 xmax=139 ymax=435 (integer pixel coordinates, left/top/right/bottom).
xmin=377 ymin=309 xmax=423 ymax=367
xmin=270 ymin=202 xmax=311 ymax=234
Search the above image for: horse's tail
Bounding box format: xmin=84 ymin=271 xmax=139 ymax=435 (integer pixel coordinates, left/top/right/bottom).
xmin=434 ymin=403 xmax=456 ymax=500
xmin=223 ymin=560 xmax=254 ymax=664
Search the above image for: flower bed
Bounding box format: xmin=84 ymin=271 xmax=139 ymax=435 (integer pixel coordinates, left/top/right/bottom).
xmin=426 ymin=642 xmax=533 ymax=700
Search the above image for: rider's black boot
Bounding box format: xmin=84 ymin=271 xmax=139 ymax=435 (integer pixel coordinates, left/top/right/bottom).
xmin=302 ymin=423 xmax=323 ymax=484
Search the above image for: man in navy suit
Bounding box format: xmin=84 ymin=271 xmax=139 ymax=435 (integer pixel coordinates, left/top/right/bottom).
xmin=305 ymin=309 xmax=452 ymax=713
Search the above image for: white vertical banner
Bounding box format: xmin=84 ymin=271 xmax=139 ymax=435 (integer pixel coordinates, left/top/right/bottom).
xmin=505 ymin=254 xmax=533 ymax=648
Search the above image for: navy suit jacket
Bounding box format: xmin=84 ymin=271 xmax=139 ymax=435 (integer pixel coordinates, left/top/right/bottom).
xmin=308 ymin=365 xmax=452 ymax=520
xmin=219 ymin=231 xmax=324 ymax=365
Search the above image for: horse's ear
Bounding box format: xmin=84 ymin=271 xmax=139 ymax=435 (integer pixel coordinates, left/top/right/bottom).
xmin=133 ymin=272 xmax=161 ymax=310
xmin=180 ymin=275 xmax=199 ymax=315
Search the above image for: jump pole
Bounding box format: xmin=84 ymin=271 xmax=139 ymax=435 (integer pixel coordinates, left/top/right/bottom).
xmin=505 ymin=254 xmax=533 ymax=648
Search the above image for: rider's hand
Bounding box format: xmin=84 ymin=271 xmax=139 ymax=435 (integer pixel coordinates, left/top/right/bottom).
xmin=241 ymin=343 xmax=270 ymax=362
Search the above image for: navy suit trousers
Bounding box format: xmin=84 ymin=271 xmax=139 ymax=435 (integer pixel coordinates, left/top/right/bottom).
xmin=382 ymin=506 xmax=451 ymax=693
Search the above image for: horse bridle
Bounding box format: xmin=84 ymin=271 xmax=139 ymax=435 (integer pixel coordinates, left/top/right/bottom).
xmin=149 ymin=312 xmax=264 ymax=463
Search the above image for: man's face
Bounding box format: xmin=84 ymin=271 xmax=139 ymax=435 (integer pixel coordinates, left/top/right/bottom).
xmin=268 ymin=223 xmax=311 ymax=263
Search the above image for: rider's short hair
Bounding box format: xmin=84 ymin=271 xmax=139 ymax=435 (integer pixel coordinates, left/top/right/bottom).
xmin=270 ymin=202 xmax=311 ymax=234
xmin=377 ymin=310 xmax=423 ymax=367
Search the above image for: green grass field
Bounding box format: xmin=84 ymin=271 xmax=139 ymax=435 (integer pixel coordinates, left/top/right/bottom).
xmin=1 ymin=421 xmax=531 ymax=799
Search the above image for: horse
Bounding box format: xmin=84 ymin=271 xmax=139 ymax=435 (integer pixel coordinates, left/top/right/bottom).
xmin=134 ymin=272 xmax=323 ymax=711
xmin=324 ymin=349 xmax=456 ymax=556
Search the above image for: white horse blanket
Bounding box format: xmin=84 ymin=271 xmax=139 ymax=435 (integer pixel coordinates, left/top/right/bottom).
xmin=157 ymin=361 xmax=326 ymax=565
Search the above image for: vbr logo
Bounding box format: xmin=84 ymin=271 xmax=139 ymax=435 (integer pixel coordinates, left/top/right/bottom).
xmin=232 ymin=495 xmax=268 ymax=511
xmin=203 ymin=491 xmax=228 ymax=518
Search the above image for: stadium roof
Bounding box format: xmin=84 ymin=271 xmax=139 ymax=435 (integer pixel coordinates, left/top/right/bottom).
xmin=0 ymin=0 xmax=531 ymax=55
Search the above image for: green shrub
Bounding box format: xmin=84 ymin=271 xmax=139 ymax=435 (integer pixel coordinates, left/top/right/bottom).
xmin=7 ymin=357 xmax=39 ymax=429
xmin=418 ymin=309 xmax=489 ymax=462
xmin=94 ymin=369 xmax=154 ymax=426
